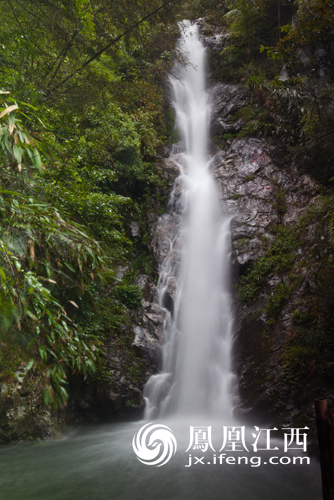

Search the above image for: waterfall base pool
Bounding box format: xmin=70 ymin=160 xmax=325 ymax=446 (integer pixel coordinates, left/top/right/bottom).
xmin=0 ymin=421 xmax=321 ymax=500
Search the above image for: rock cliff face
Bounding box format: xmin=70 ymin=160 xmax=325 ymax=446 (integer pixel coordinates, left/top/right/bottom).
xmin=0 ymin=366 xmax=62 ymax=443
xmin=209 ymin=96 xmax=319 ymax=425
xmin=146 ymin=77 xmax=325 ymax=429
xmin=202 ymin=28 xmax=334 ymax=428
xmin=64 ymin=273 xmax=165 ymax=423
xmin=0 ymin=273 xmax=165 ymax=442
xmin=66 ymin=156 xmax=181 ymax=424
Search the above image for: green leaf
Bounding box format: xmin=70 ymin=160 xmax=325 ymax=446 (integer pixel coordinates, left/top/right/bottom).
xmin=13 ymin=144 xmax=22 ymax=163
xmin=33 ymin=148 xmax=43 ymax=171
xmin=26 ymin=359 xmax=35 ymax=371
xmin=43 ymin=386 xmax=52 ymax=405
xmin=0 ymin=105 xmax=18 ymax=119
xmin=20 ymin=102 xmax=38 ymax=110
xmin=64 ymin=262 xmax=76 ymax=273
xmin=14 ymin=260 xmax=21 ymax=271
xmin=0 ymin=267 xmax=7 ymax=282
xmin=38 ymin=345 xmax=47 ymax=360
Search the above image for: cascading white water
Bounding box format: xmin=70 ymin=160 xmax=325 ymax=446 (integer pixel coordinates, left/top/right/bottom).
xmin=144 ymin=23 xmax=235 ymax=419
xmin=0 ymin=22 xmax=321 ymax=500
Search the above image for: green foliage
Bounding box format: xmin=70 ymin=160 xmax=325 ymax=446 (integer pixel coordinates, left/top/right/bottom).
xmin=127 ymin=360 xmax=145 ymax=384
xmin=188 ymin=0 xmax=228 ymax=25
xmin=247 ymin=73 xmax=265 ymax=87
xmin=273 ymin=186 xmax=287 ymax=219
xmin=237 ymin=254 xmax=273 ymax=303
xmin=113 ymin=285 xmax=143 ymax=309
xmin=224 ymin=0 xmax=266 ymax=61
xmin=0 ymin=339 xmax=27 ymax=383
xmin=282 ymin=317 xmax=334 ymax=392
xmin=205 ymin=0 xmax=334 ymax=180
xmin=231 ymin=104 xmax=257 ymax=123
xmin=0 ymin=0 xmax=188 ymax=406
xmin=122 ymin=252 xmax=155 ymax=284
xmin=237 ymin=224 xmax=299 ymax=303
xmin=231 ymin=101 xmax=274 ymax=139
xmin=237 ymin=191 xmax=334 ymax=396
xmin=248 ymin=2 xmax=334 ymax=179
xmin=125 ymin=398 xmax=137 ymax=407
xmin=0 ymin=99 xmax=112 ymax=405
xmin=0 ymin=98 xmax=44 ymax=176
xmin=205 ymin=0 xmax=294 ymax=82
xmin=165 ymin=107 xmax=181 ymax=144
xmin=0 ymin=0 xmax=197 ymax=408
xmin=265 ymin=282 xmax=291 ymax=317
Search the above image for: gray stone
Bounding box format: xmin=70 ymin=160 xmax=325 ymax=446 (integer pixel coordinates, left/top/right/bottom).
xmin=130 ymin=221 xmax=139 ymax=238
xmin=0 ymin=364 xmax=62 ymax=444
xmin=210 ymin=83 xmax=249 ymax=136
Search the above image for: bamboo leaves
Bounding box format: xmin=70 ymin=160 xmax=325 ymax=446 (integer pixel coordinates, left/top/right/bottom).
xmin=0 ymin=103 xmax=104 ymax=407
xmin=0 ymin=105 xmax=19 ymax=119
xmin=0 ymin=97 xmax=46 ymax=175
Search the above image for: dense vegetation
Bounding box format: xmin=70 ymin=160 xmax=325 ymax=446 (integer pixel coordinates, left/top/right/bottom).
xmin=197 ymin=0 xmax=334 ymax=178
xmin=0 ymin=0 xmax=191 ymax=406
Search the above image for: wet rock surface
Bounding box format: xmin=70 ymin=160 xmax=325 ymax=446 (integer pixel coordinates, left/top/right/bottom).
xmin=210 ymin=83 xmax=248 ymax=135
xmin=148 ymin=154 xmax=185 ymax=317
xmin=0 ymin=153 xmax=180 ymax=442
xmin=49 ymin=156 xmax=182 ymax=427
xmin=212 ymin=138 xmax=315 ymax=264
xmin=66 ymin=274 xmax=165 ymax=422
xmin=0 ymin=366 xmax=61 ymax=444
xmin=208 ymin=81 xmax=325 ymax=427
xmin=143 ymin=71 xmax=325 ymax=429
xmin=197 ymin=18 xmax=228 ymax=56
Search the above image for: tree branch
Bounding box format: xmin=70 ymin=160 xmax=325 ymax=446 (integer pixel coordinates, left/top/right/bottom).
xmin=8 ymin=0 xmax=53 ymax=57
xmin=47 ymin=30 xmax=79 ymax=84
xmin=314 ymin=129 xmax=334 ymax=141
xmin=51 ymin=0 xmax=176 ymax=92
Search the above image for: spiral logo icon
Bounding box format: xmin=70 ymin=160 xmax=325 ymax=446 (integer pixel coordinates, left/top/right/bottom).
xmin=132 ymin=423 xmax=177 ymax=466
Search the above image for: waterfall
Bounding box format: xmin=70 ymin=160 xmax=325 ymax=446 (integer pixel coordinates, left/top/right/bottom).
xmin=144 ymin=22 xmax=235 ymax=419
